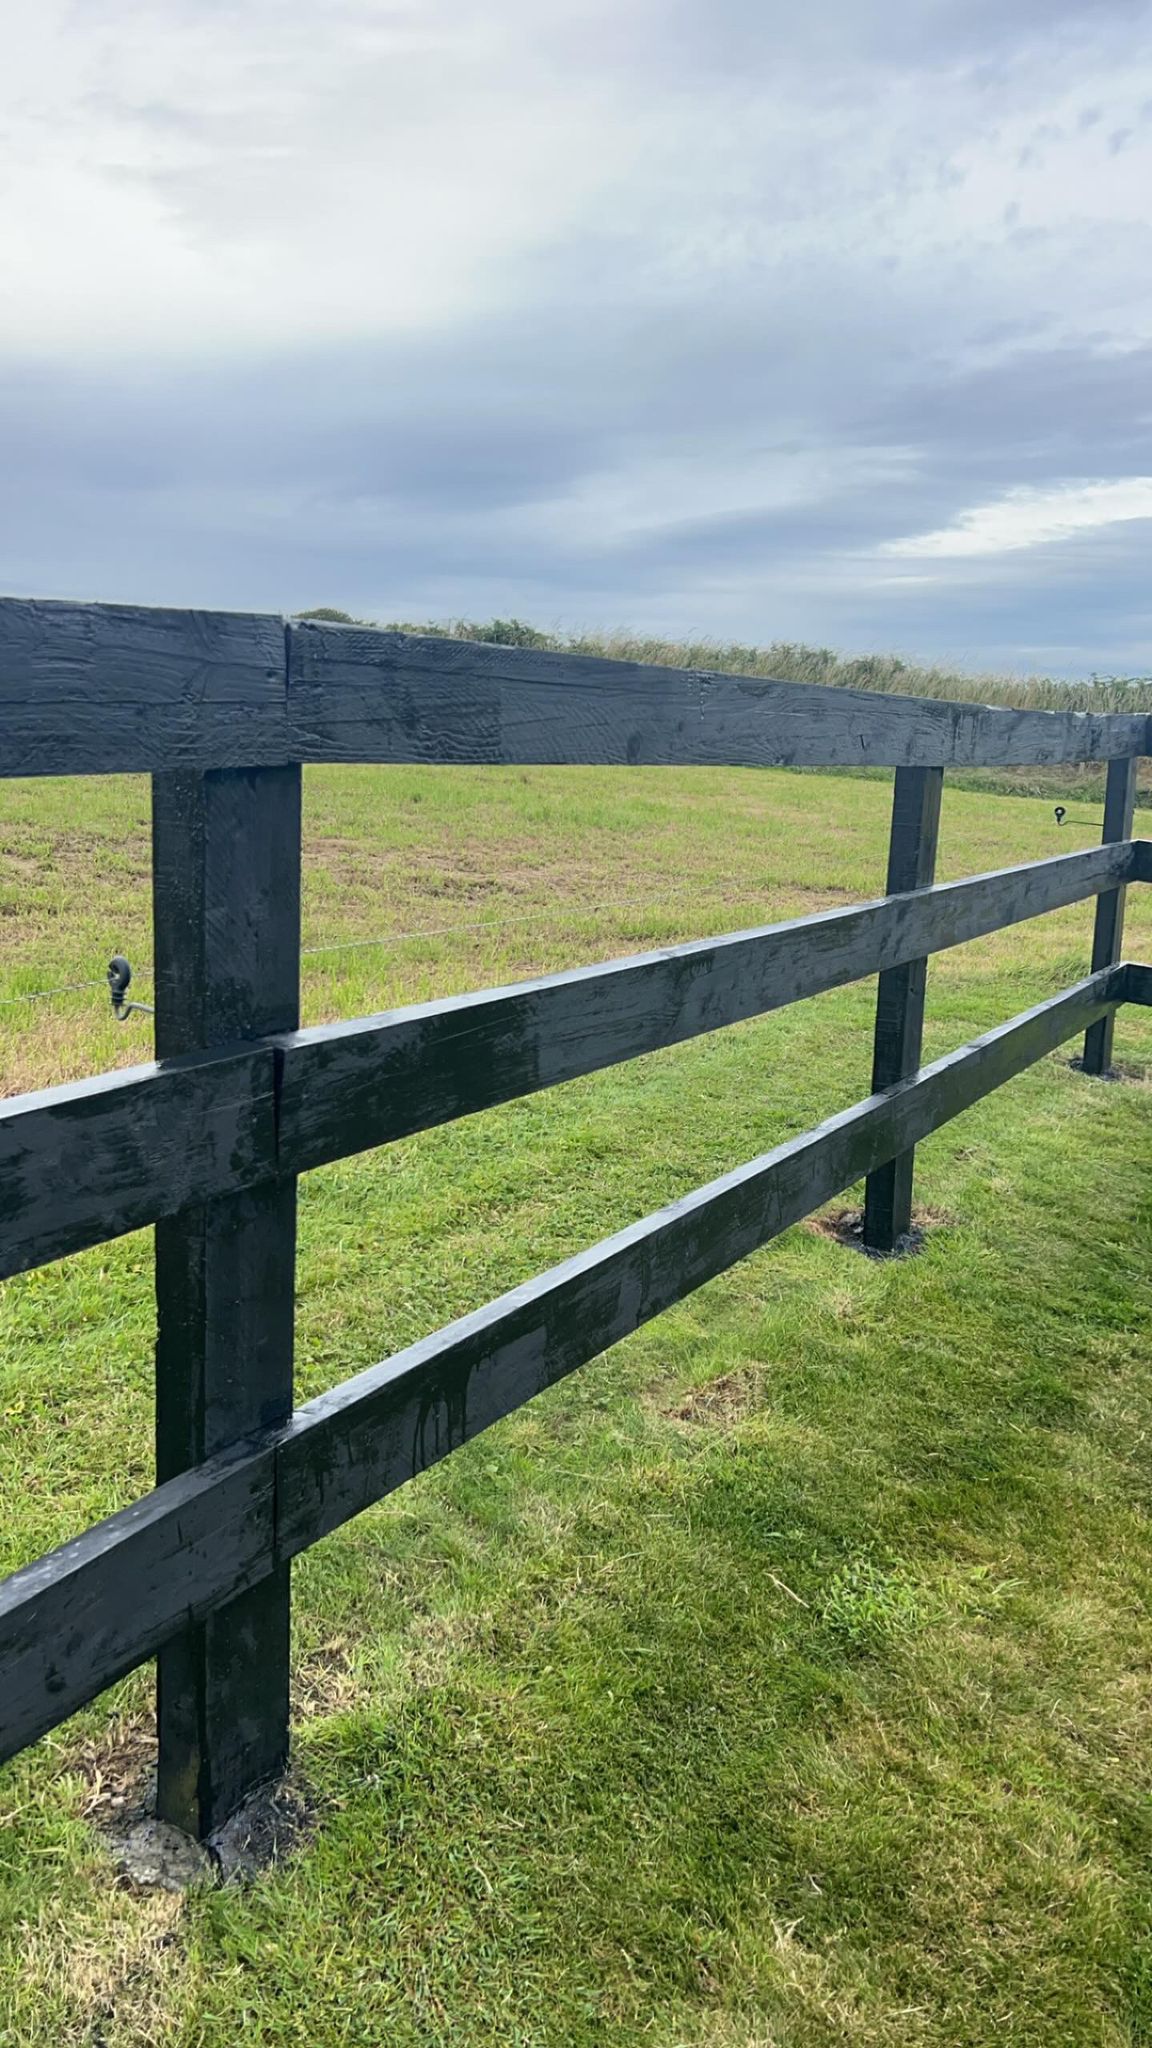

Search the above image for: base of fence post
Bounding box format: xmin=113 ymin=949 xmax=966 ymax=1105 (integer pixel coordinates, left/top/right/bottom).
xmin=1081 ymin=1010 xmax=1119 ymax=1079
xmin=156 ymin=1570 xmax=291 ymax=1839
xmin=863 ymin=765 xmax=944 ymax=1257
xmin=862 ymin=1148 xmax=917 ymax=1256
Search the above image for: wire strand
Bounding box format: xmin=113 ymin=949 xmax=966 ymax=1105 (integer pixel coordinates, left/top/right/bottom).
xmin=146 ymin=886 xmax=762 ymax=988
xmin=0 ymin=886 xmax=767 ymax=1013
xmin=297 ymin=885 xmax=754 ymax=962
xmin=0 ymin=977 xmax=107 ymax=1009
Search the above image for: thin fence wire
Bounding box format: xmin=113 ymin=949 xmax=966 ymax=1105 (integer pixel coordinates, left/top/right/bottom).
xmin=299 ymin=885 xmax=760 ymax=962
xmin=0 ymin=977 xmax=108 ymax=1010
xmin=0 ymin=885 xmax=769 ymax=1014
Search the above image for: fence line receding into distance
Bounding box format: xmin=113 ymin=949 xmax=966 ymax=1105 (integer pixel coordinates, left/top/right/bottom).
xmin=1 ymin=596 xmax=1149 ymax=1840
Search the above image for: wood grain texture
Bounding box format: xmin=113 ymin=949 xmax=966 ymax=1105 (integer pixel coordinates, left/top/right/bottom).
xmin=151 ymin=768 xmax=303 ymax=1056
xmin=152 ymin=765 xmax=300 ymax=1836
xmin=0 ymin=1046 xmax=275 ymax=1282
xmin=276 ymin=841 xmax=1140 ymax=1174
xmin=863 ymin=766 xmax=944 ymax=1252
xmin=0 ymin=1437 xmax=274 ymax=1765
xmin=1 ymin=597 xmax=1147 ymax=775
xmin=1 ymin=841 xmax=1141 ymax=1287
xmin=286 ymin=622 xmax=1151 ymax=770
xmin=0 ymin=599 xmax=286 ymax=777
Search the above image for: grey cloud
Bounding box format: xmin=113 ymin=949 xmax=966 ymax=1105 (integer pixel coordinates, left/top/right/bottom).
xmin=3 ymin=309 xmax=1151 ymax=672
xmin=3 ymin=0 xmax=1152 ymax=675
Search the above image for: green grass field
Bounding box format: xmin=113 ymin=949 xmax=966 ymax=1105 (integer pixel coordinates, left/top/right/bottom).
xmin=2 ymin=762 xmax=1151 ymax=2046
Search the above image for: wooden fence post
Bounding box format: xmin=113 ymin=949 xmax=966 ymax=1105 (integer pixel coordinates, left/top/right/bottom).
xmin=863 ymin=765 xmax=944 ymax=1254
xmin=151 ymin=764 xmax=301 ymax=1838
xmin=1081 ymin=755 xmax=1138 ymax=1078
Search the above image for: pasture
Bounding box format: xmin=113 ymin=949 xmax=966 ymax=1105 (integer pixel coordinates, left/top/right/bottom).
xmin=2 ymin=760 xmax=1151 ymax=2046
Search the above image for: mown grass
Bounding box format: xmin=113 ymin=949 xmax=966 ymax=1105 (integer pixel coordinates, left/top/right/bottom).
xmin=1 ymin=763 xmax=1151 ymax=2046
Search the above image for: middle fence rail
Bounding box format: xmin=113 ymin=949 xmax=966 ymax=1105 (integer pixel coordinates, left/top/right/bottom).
xmin=2 ymin=839 xmax=1144 ymax=1280
xmin=1 ymin=595 xmax=1149 ymax=1838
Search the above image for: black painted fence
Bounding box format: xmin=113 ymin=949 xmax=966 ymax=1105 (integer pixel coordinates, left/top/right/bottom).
xmin=1 ymin=598 xmax=1149 ymax=1839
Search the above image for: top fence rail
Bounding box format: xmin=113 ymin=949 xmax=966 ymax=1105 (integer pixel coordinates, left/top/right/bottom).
xmin=2 ymin=598 xmax=1148 ymax=780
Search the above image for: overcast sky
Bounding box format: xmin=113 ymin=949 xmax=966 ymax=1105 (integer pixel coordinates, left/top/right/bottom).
xmin=3 ymin=0 xmax=1151 ymax=674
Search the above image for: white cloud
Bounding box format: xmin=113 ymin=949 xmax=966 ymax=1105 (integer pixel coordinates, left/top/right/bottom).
xmin=883 ymin=477 xmax=1152 ymax=557
xmin=0 ymin=0 xmax=659 ymax=355
xmin=2 ymin=0 xmax=1152 ymax=364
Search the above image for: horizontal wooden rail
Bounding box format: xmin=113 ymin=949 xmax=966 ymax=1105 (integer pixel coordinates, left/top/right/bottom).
xmin=4 ymin=586 xmax=1148 ymax=1833
xmin=2 ymin=598 xmax=1148 ymax=777
xmin=0 ymin=1045 xmax=278 ymax=1278
xmin=0 ymin=601 xmax=287 ymax=779
xmin=285 ymin=625 xmax=1151 ymax=772
xmin=277 ymin=838 xmax=1144 ymax=1174
xmin=0 ymin=965 xmax=1131 ymax=1761
xmin=0 ymin=1438 xmax=276 ymax=1766
xmin=2 ymin=842 xmax=1145 ymax=1279
xmin=274 ymin=968 xmax=1126 ymax=1552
